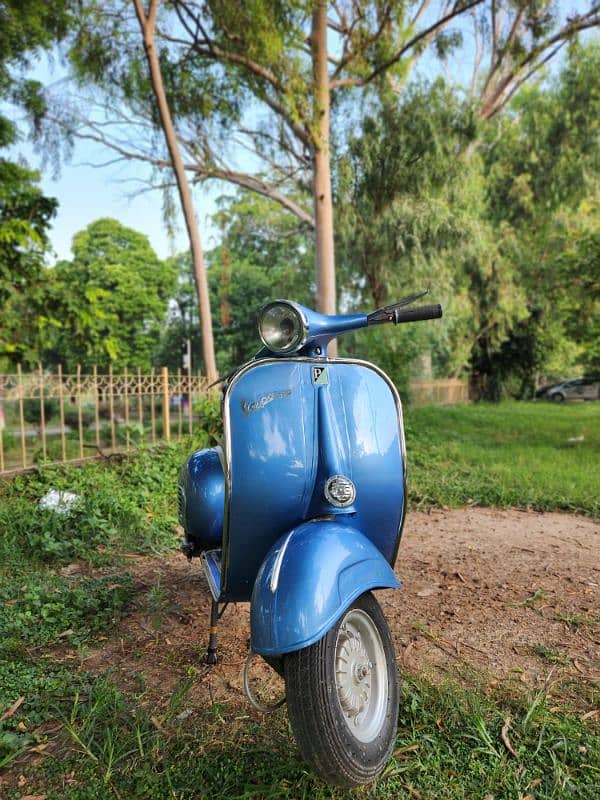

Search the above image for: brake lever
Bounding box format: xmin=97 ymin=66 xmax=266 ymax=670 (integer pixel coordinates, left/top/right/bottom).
xmin=367 ymin=289 xmax=429 ymax=325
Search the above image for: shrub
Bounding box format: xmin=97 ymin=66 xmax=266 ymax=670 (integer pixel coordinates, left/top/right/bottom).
xmin=23 ymin=398 xmax=59 ymax=427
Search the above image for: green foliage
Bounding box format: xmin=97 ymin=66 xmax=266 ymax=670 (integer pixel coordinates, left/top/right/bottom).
xmin=477 ymin=43 xmax=600 ymax=390
xmin=22 ymin=397 xmax=59 ymax=426
xmin=193 ymin=391 xmax=223 ymax=444
xmin=42 ymin=218 xmax=177 ymax=371
xmin=0 ymin=572 xmax=132 ymax=658
xmin=0 ymin=158 xmax=58 ymax=366
xmin=0 ymin=442 xmax=192 ymax=567
xmin=156 ymin=193 xmax=314 ymax=374
xmin=0 ymin=661 xmax=90 ymax=770
xmin=406 ymin=401 xmax=600 ymax=515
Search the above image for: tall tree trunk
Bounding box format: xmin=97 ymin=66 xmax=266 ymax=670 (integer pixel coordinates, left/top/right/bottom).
xmin=133 ymin=0 xmax=217 ymax=381
xmin=311 ymin=1 xmax=337 ymax=355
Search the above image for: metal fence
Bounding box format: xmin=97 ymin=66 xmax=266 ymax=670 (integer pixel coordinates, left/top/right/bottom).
xmin=0 ymin=367 xmax=210 ymax=475
xmin=0 ymin=369 xmax=468 ymax=476
xmin=409 ymin=379 xmax=469 ymax=407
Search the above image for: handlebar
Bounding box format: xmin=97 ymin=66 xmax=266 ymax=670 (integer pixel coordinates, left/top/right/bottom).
xmin=392 ymin=304 xmax=442 ymax=324
xmin=367 ymin=299 xmax=443 ymax=326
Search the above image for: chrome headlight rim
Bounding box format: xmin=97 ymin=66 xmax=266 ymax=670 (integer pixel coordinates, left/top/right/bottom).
xmin=258 ymin=300 xmax=309 ymax=354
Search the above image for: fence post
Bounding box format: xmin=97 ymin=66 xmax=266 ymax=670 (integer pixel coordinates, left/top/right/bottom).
xmin=93 ymin=365 xmax=100 ymax=449
xmin=124 ymin=366 xmax=130 ymax=450
xmin=162 ymin=366 xmax=170 ymax=441
xmin=77 ymin=364 xmax=84 ymax=459
xmin=150 ymin=367 xmax=156 ymax=444
xmin=137 ymin=367 xmax=144 ymax=434
xmin=108 ymin=365 xmax=116 ymax=450
xmin=58 ymin=364 xmax=67 ymax=462
xmin=0 ymin=379 xmax=4 ymax=473
xmin=17 ymin=364 xmax=26 ymax=469
xmin=38 ymin=364 xmax=47 ymax=461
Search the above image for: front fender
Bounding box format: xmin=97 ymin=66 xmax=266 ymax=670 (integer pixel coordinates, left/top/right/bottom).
xmin=250 ymin=521 xmax=401 ymax=656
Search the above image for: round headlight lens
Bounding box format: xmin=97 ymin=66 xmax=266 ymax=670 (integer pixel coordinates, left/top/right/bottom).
xmin=258 ymin=302 xmax=306 ymax=353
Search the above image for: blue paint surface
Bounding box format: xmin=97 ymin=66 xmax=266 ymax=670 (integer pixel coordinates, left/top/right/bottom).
xmin=250 ymin=521 xmax=401 ymax=655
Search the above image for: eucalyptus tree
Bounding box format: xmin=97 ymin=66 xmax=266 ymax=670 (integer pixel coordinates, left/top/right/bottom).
xmin=45 ymin=0 xmax=600 ymax=354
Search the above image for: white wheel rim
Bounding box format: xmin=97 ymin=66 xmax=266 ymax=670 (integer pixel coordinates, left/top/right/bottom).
xmin=334 ymin=607 xmax=388 ymax=743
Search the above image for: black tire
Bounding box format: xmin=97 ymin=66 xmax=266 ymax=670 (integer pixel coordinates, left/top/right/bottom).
xmin=552 ymin=392 xmax=565 ymax=403
xmin=284 ymin=592 xmax=398 ymax=787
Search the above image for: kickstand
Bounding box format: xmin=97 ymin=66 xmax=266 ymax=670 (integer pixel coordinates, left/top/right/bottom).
xmin=205 ymin=598 xmax=219 ymax=665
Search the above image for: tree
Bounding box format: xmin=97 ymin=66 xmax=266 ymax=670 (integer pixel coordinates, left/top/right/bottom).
xmin=157 ymin=192 xmax=315 ymax=373
xmin=0 ymin=156 xmax=58 ymax=367
xmin=0 ymin=0 xmax=72 ymax=367
xmin=43 ymin=218 xmax=176 ymax=371
xmin=51 ymin=0 xmax=599 ymax=328
xmin=478 ymin=42 xmax=600 ymax=394
xmin=131 ymin=0 xmax=217 ymax=381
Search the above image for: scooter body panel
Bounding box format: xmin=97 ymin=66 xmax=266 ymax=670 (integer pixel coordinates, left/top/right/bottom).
xmin=250 ymin=521 xmax=401 ymax=656
xmin=220 ymin=357 xmax=406 ymax=602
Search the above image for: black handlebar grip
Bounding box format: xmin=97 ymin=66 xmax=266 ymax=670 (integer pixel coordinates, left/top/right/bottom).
xmin=393 ymin=304 xmax=443 ymax=324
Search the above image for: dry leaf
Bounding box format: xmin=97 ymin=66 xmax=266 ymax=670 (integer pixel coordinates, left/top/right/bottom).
xmin=1 ymin=696 xmax=25 ymax=721
xmin=28 ymin=744 xmax=49 ymax=754
xmin=393 ymin=744 xmax=420 ymax=757
xmin=21 ymin=795 xmax=46 ymax=800
xmin=529 ymin=778 xmax=542 ymax=789
xmin=17 ymin=721 xmax=27 ymax=732
xmin=501 ymin=715 xmax=517 ymax=757
xmin=581 ymin=709 xmax=599 ymax=721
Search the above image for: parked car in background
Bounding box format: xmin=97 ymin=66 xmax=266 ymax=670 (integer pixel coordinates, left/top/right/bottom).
xmin=545 ymin=378 xmax=599 ymax=402
xmin=535 ymin=381 xmax=563 ymax=399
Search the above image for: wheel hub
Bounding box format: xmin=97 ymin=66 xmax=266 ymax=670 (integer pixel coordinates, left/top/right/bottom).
xmin=336 ymin=626 xmax=373 ymax=720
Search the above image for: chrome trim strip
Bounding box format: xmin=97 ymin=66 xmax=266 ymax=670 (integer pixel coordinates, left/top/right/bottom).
xmin=200 ymin=550 xmax=221 ymax=602
xmin=221 ymin=355 xmax=407 ymax=591
xmin=269 ymin=530 xmax=294 ymax=593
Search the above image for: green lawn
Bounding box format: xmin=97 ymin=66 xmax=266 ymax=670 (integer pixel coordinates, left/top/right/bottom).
xmin=406 ymin=401 xmax=600 ymax=515
xmin=1 ymin=404 xmax=598 ymax=798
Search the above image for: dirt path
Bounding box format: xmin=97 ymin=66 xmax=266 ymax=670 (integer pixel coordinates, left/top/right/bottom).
xmin=84 ymin=509 xmax=599 ymax=713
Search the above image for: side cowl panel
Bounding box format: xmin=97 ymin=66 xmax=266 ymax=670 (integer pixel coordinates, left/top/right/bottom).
xmin=250 ymin=521 xmax=401 ymax=657
xmin=178 ymin=447 xmax=224 ymax=553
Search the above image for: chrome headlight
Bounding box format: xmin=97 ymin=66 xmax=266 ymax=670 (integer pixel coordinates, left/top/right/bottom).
xmin=258 ymin=301 xmax=307 ymax=353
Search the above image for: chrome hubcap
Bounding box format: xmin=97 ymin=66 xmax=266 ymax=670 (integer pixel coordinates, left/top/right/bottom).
xmin=335 ymin=608 xmax=388 ymax=743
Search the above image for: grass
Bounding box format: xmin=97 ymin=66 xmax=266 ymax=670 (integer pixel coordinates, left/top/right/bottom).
xmin=1 ymin=402 xmax=598 ymax=797
xmin=406 ymin=401 xmax=600 ymax=515
xmin=1 ymin=672 xmax=597 ymax=799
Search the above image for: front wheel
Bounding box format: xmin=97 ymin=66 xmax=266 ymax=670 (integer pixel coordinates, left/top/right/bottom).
xmin=284 ymin=592 xmax=398 ymax=787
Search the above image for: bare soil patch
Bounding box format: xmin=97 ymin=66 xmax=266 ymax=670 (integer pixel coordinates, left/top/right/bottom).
xmin=81 ymin=508 xmax=599 ymax=714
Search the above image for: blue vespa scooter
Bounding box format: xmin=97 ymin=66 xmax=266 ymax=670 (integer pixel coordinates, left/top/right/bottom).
xmin=178 ymin=292 xmax=442 ymax=787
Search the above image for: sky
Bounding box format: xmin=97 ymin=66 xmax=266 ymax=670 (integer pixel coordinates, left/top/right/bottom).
xmin=9 ymin=122 xmax=220 ymax=263
xmin=5 ymin=50 xmax=223 ymax=264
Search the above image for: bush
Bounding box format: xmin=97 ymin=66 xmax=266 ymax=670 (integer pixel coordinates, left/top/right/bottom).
xmin=193 ymin=391 xmax=222 ymax=444
xmin=23 ymin=398 xmax=59 ymax=426
xmin=64 ymin=404 xmax=95 ymax=429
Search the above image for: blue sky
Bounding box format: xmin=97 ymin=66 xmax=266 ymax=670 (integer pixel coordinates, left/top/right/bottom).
xmin=9 ymin=123 xmax=220 ymax=263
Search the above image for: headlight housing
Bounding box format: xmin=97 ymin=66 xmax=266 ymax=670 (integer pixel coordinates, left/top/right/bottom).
xmin=258 ymin=301 xmax=308 ymax=353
